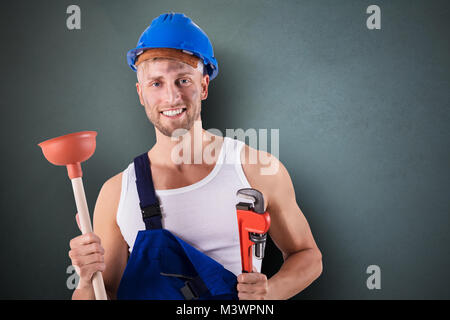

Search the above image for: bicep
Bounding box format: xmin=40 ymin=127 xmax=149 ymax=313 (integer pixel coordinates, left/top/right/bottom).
xmin=266 ymin=161 xmax=319 ymax=259
xmin=242 ymin=146 xmax=320 ymax=258
xmin=92 ymin=173 xmax=129 ymax=299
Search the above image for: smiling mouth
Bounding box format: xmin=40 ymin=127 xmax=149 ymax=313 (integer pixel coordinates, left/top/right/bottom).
xmin=160 ymin=107 xmax=187 ymax=118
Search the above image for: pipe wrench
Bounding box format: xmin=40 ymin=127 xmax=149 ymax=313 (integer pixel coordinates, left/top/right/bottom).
xmin=236 ymin=188 xmax=271 ymax=273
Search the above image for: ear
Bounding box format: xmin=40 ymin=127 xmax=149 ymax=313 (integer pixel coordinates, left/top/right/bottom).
xmin=201 ymin=74 xmax=210 ymax=100
xmin=136 ymin=82 xmax=145 ymax=106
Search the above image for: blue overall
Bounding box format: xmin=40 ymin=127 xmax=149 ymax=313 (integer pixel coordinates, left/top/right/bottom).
xmin=116 ymin=153 xmax=238 ymax=300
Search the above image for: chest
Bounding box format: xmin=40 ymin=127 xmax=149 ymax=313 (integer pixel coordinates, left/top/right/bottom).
xmin=150 ymin=163 xmax=216 ymax=190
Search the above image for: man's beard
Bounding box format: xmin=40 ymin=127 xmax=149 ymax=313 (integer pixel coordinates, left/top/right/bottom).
xmin=147 ymin=103 xmax=201 ymax=137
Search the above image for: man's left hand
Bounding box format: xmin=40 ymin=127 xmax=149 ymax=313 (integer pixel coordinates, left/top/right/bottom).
xmin=237 ymin=268 xmax=270 ymax=300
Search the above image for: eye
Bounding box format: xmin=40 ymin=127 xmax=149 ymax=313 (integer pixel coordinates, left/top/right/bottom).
xmin=179 ymin=78 xmax=191 ymax=85
xmin=151 ymin=81 xmax=161 ymax=87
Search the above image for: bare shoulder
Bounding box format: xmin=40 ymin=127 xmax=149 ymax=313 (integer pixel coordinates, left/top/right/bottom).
xmin=102 ymin=172 xmax=123 ymax=198
xmin=240 ymin=143 xmax=291 ymax=211
xmin=93 ymin=171 xmax=123 ymax=225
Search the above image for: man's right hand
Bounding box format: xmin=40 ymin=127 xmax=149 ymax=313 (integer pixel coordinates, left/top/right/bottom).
xmin=68 ymin=213 xmax=106 ymax=290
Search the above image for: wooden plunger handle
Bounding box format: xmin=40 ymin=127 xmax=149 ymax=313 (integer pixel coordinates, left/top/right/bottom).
xmin=71 ymin=177 xmax=108 ymax=300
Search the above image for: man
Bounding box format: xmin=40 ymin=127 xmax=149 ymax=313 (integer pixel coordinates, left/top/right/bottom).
xmin=69 ymin=12 xmax=322 ymax=300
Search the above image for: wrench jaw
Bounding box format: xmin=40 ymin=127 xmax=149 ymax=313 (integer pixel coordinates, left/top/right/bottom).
xmin=236 ymin=188 xmax=270 ymax=273
xmin=236 ymin=188 xmax=265 ymax=213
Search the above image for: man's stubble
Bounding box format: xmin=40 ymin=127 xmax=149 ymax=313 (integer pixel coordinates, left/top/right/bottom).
xmin=144 ymin=101 xmax=202 ymax=138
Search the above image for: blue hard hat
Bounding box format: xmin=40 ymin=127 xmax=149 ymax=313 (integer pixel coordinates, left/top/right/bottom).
xmin=127 ymin=12 xmax=219 ymax=80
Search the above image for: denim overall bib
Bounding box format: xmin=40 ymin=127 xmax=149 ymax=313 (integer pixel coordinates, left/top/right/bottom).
xmin=116 ymin=153 xmax=238 ymax=300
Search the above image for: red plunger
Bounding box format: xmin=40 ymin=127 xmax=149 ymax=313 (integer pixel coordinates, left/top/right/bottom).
xmin=38 ymin=131 xmax=107 ymax=300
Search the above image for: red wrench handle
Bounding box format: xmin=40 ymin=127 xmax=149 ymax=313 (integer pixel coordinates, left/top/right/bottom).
xmin=237 ymin=209 xmax=270 ymax=273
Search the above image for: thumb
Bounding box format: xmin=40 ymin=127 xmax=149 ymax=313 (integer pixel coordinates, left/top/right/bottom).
xmin=252 ymin=266 xmax=258 ymax=273
xmin=75 ymin=213 xmax=82 ymax=232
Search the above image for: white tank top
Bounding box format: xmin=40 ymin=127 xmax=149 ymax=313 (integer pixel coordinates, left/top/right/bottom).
xmin=116 ymin=137 xmax=262 ymax=276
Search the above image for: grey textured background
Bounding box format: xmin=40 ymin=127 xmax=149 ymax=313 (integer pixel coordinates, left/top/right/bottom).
xmin=0 ymin=0 xmax=449 ymax=299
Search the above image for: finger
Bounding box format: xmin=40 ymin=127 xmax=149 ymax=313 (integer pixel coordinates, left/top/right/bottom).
xmin=69 ymin=232 xmax=101 ymax=249
xmin=75 ymin=213 xmax=81 ymax=232
xmin=237 ymin=283 xmax=256 ymax=294
xmin=238 ymin=272 xmax=266 ymax=284
xmin=70 ymin=242 xmax=104 ymax=257
xmin=237 ymin=282 xmax=268 ymax=295
xmin=238 ymin=292 xmax=258 ymax=300
xmin=78 ymin=262 xmax=106 ymax=281
xmin=72 ymin=252 xmax=104 ymax=268
xmin=69 ymin=234 xmax=85 ymax=249
xmin=82 ymin=252 xmax=104 ymax=266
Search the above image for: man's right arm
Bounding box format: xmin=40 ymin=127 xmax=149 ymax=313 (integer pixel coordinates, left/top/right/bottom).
xmin=70 ymin=172 xmax=129 ymax=300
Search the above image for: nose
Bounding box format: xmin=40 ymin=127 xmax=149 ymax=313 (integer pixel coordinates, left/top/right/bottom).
xmin=163 ymin=81 xmax=183 ymax=105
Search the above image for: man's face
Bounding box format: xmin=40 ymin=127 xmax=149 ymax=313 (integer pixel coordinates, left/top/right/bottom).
xmin=136 ymin=58 xmax=209 ymax=137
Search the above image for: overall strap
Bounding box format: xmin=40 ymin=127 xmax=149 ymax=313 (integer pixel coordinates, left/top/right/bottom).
xmin=134 ymin=153 xmax=163 ymax=230
xmin=180 ymin=276 xmax=210 ymax=300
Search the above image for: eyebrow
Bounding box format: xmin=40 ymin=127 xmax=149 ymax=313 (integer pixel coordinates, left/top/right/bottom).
xmin=145 ymin=72 xmax=195 ymax=81
xmin=176 ymin=72 xmax=195 ymax=77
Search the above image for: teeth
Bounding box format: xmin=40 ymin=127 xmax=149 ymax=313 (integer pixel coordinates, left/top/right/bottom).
xmin=162 ymin=108 xmax=184 ymax=116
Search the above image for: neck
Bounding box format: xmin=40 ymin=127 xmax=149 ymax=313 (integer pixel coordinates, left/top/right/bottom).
xmin=149 ymin=120 xmax=223 ymax=167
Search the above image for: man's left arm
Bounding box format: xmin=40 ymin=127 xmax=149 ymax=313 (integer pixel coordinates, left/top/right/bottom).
xmin=239 ymin=147 xmax=323 ymax=300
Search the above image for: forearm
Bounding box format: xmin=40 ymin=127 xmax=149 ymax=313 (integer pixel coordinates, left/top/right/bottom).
xmin=267 ymin=248 xmax=322 ymax=300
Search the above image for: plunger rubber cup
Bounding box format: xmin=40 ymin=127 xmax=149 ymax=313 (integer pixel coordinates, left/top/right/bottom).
xmin=38 ymin=131 xmax=97 ymax=179
xmin=38 ymin=131 xmax=107 ymax=300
